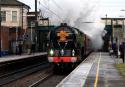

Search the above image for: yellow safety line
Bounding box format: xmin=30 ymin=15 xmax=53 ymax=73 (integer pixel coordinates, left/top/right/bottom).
xmin=94 ymin=52 xmax=101 ymax=87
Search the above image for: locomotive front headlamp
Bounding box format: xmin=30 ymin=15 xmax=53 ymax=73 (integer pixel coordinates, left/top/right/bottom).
xmin=61 ymin=49 xmax=64 ymax=56
xmin=49 ymin=49 xmax=54 ymax=56
xmin=72 ymin=49 xmax=75 ymax=56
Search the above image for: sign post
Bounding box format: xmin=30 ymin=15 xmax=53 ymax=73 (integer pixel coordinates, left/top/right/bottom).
xmin=123 ymin=20 xmax=125 ymax=63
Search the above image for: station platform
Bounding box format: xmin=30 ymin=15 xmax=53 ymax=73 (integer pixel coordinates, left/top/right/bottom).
xmin=56 ymin=52 xmax=125 ymax=87
xmin=0 ymin=52 xmax=47 ymax=63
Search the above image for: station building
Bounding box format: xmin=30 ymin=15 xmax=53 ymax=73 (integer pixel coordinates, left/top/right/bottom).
xmin=0 ymin=0 xmax=30 ymax=55
xmin=101 ymin=17 xmax=125 ymax=52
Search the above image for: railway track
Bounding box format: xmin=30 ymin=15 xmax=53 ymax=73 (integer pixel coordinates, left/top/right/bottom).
xmin=0 ymin=62 xmax=50 ymax=86
xmin=1 ymin=67 xmax=53 ymax=87
xmin=29 ymin=74 xmax=66 ymax=87
xmin=0 ymin=52 xmax=92 ymax=87
xmin=29 ymin=54 xmax=93 ymax=87
xmin=28 ymin=52 xmax=92 ymax=87
xmin=29 ymin=72 xmax=53 ymax=87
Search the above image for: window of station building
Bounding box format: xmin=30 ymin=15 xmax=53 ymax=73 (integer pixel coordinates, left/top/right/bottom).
xmin=12 ymin=11 xmax=17 ymax=22
xmin=1 ymin=11 xmax=6 ymax=22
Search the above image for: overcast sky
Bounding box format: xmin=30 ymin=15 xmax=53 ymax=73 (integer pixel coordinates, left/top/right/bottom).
xmin=19 ymin=0 xmax=125 ymax=18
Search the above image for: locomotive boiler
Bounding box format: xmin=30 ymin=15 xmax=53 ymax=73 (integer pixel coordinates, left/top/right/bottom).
xmin=47 ymin=23 xmax=91 ymax=73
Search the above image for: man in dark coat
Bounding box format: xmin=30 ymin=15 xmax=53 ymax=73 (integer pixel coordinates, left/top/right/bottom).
xmin=18 ymin=42 xmax=22 ymax=55
xmin=112 ymin=43 xmax=117 ymax=57
xmin=119 ymin=42 xmax=125 ymax=63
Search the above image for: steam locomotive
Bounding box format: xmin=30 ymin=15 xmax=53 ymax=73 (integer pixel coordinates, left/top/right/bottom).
xmin=47 ymin=23 xmax=91 ymax=73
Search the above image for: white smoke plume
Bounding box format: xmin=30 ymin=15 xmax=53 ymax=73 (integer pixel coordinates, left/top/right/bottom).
xmin=39 ymin=0 xmax=105 ymax=50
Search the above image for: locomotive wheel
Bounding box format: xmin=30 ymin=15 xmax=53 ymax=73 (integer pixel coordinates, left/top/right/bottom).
xmin=53 ymin=64 xmax=60 ymax=74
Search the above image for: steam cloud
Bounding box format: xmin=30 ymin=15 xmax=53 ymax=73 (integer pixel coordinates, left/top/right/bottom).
xmin=39 ymin=0 xmax=105 ymax=50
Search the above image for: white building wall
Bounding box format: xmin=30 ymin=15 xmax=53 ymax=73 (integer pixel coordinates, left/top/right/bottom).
xmin=22 ymin=8 xmax=28 ymax=29
xmin=1 ymin=6 xmax=28 ymax=29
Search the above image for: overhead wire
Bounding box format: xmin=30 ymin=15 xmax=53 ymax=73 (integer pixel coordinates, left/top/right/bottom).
xmin=38 ymin=0 xmax=63 ymax=22
xmin=52 ymin=0 xmax=64 ymax=11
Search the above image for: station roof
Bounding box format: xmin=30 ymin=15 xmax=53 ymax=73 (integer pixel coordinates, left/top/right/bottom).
xmin=101 ymin=17 xmax=125 ymax=20
xmin=37 ymin=26 xmax=55 ymax=31
xmin=0 ymin=0 xmax=30 ymax=9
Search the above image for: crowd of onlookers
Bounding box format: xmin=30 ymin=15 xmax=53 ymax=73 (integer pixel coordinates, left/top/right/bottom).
xmin=109 ymin=42 xmax=125 ymax=62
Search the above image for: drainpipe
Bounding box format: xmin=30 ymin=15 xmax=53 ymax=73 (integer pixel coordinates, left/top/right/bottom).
xmin=35 ymin=0 xmax=38 ymax=52
xmin=0 ymin=0 xmax=2 ymax=57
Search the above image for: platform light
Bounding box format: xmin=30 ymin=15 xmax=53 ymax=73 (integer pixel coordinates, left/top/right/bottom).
xmin=61 ymin=49 xmax=64 ymax=56
xmin=72 ymin=49 xmax=75 ymax=56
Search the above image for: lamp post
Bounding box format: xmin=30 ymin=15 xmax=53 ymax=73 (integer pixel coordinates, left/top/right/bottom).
xmin=35 ymin=0 xmax=38 ymax=52
xmin=106 ymin=14 xmax=107 ymax=25
xmin=122 ymin=18 xmax=125 ymax=63
xmin=0 ymin=0 xmax=1 ymax=57
xmin=120 ymin=10 xmax=125 ymax=63
xmin=30 ymin=21 xmax=33 ymax=42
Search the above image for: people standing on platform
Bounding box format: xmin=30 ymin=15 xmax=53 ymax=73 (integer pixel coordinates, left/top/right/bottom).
xmin=16 ymin=42 xmax=18 ymax=55
xmin=18 ymin=42 xmax=22 ymax=55
xmin=108 ymin=41 xmax=112 ymax=55
xmin=27 ymin=44 xmax=31 ymax=55
xmin=119 ymin=42 xmax=125 ymax=63
xmin=109 ymin=47 xmax=113 ymax=56
xmin=31 ymin=43 xmax=35 ymax=54
xmin=112 ymin=43 xmax=118 ymax=57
